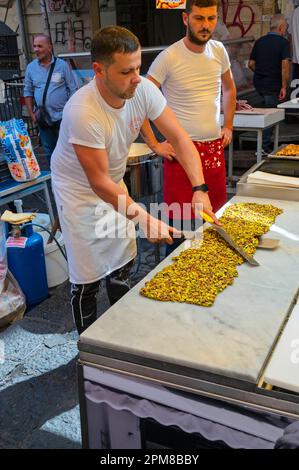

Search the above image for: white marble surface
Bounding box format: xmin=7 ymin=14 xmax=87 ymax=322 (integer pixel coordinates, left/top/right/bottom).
xmin=264 ymin=304 xmax=299 ymax=392
xmin=80 ymin=196 xmax=299 ymax=384
xmin=220 ymin=108 xmax=285 ymax=128
xmin=278 ymin=98 xmax=299 ymax=109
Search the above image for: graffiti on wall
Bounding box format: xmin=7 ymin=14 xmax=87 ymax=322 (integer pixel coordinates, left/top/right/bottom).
xmin=48 ymin=0 xmax=85 ymax=15
xmin=221 ymin=0 xmax=255 ymax=37
xmin=55 ymin=18 xmax=91 ymax=50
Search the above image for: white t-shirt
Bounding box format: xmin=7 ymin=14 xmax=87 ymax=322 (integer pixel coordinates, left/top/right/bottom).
xmin=289 ymin=7 xmax=299 ymax=64
xmin=148 ymin=39 xmax=230 ymax=141
xmin=51 ymin=77 xmax=166 ymax=284
xmin=52 ymin=76 xmax=165 ymax=186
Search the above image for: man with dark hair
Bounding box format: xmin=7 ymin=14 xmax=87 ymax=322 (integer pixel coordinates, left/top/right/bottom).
xmin=90 ymin=26 xmax=140 ymax=64
xmin=24 ymin=34 xmax=78 ymax=158
xmin=185 ymin=0 xmax=217 ymax=14
xmin=248 ymin=14 xmax=290 ymax=153
xmin=143 ymin=0 xmax=236 ymax=254
xmin=51 ymin=26 xmax=218 ymax=334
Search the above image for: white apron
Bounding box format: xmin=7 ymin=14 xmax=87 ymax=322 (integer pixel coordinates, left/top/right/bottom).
xmin=52 ymin=178 xmax=137 ymax=285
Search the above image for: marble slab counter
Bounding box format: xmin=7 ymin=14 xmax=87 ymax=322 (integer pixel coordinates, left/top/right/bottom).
xmin=220 ymin=108 xmax=285 ymax=128
xmin=278 ymin=98 xmax=299 ymax=109
xmin=79 ymin=196 xmax=299 ymax=385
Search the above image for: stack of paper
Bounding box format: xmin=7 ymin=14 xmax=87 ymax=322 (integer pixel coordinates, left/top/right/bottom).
xmin=247 ymin=171 xmax=299 ymax=188
xmin=0 ymin=210 xmax=36 ymax=224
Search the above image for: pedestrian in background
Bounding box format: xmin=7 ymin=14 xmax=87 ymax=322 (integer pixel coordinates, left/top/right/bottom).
xmin=24 ymin=34 xmax=78 ymax=159
xmin=248 ymin=14 xmax=290 ymax=154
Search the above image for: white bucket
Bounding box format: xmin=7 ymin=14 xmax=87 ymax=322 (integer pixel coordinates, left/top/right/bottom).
xmin=33 ymin=213 xmax=51 ymax=232
xmin=39 ymin=230 xmax=69 ymax=288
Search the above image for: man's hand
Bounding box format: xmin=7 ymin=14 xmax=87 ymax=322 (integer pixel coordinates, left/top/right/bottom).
xmin=31 ymin=112 xmax=37 ymax=124
xmin=279 ymin=86 xmax=287 ymax=102
xmin=236 ymin=100 xmax=253 ymax=111
xmin=191 ymin=191 xmax=220 ymax=225
xmin=220 ymin=127 xmax=233 ymax=148
xmin=139 ymin=214 xmax=180 ymax=244
xmin=152 ymin=140 xmax=176 ymax=161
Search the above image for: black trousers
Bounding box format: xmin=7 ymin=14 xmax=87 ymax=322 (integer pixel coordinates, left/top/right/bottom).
xmin=293 ymin=63 xmax=299 ymax=80
xmin=70 ymin=260 xmax=134 ymax=334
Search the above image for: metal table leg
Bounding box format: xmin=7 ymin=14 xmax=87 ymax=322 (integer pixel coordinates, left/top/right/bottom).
xmin=42 ymin=182 xmax=55 ymax=226
xmin=273 ymin=124 xmax=280 ymax=152
xmin=228 ymin=140 xmax=233 ymax=180
xmin=256 ymin=130 xmax=263 ymax=163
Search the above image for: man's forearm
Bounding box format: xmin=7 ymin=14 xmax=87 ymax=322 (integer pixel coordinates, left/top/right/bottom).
xmin=282 ymin=61 xmax=290 ymax=89
xmin=140 ymin=119 xmax=159 ymax=152
xmin=24 ymin=96 xmax=35 ymax=119
xmin=141 ymin=122 xmax=205 ymax=186
xmin=153 ymin=107 xmax=206 ymax=186
xmin=222 ymin=88 xmax=236 ymax=129
xmin=170 ymin=134 xmax=205 ymax=186
xmin=90 ymin=175 xmax=150 ymax=226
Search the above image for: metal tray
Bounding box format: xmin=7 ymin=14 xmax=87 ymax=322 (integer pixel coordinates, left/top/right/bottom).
xmin=268 ymin=144 xmax=299 ymax=160
xmin=236 ymin=161 xmax=299 ymax=201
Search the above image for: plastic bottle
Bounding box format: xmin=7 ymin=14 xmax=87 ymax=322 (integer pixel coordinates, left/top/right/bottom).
xmin=14 ymin=199 xmax=23 ymax=213
xmin=7 ymin=223 xmax=48 ymax=305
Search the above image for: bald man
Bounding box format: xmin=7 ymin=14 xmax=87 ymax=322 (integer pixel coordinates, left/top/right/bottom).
xmin=24 ymin=34 xmax=78 ymax=158
xmin=248 ymin=14 xmax=290 ymax=153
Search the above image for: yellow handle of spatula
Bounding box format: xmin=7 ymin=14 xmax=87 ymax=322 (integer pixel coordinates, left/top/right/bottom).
xmin=199 ymin=210 xmax=214 ymax=224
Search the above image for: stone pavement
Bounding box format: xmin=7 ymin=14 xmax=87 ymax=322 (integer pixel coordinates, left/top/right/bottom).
xmin=0 ymin=142 xmax=168 ymax=449
xmin=0 ymin=217 xmax=164 ymax=448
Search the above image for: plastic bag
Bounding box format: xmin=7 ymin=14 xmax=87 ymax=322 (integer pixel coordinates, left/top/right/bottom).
xmin=0 ymin=221 xmax=26 ymax=326
xmin=0 ymin=271 xmax=26 ymax=326
xmin=0 ymin=118 xmax=41 ymax=182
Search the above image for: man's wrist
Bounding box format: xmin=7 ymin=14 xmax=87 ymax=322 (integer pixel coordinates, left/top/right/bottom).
xmin=150 ymin=142 xmax=160 ymax=152
xmin=192 ymin=184 xmax=209 ymax=193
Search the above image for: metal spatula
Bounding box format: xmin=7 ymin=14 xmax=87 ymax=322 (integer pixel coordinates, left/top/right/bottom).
xmin=257 ymin=238 xmax=280 ymax=250
xmin=200 ymin=211 xmax=260 ymax=267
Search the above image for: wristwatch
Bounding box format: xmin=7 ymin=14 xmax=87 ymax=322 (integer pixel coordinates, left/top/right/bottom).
xmin=192 ymin=184 xmax=209 ymax=193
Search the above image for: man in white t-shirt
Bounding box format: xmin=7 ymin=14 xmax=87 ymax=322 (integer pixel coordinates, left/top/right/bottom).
xmin=51 ymin=26 xmax=218 ymax=334
xmin=142 ymin=0 xmax=236 ymax=254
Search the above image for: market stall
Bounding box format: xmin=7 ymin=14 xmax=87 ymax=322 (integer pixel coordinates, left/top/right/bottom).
xmin=221 ymin=108 xmax=285 ymax=180
xmin=77 ymin=191 xmax=299 ymax=449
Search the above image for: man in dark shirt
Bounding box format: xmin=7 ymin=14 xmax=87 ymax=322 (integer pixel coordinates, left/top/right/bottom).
xmin=248 ymin=14 xmax=290 ymax=153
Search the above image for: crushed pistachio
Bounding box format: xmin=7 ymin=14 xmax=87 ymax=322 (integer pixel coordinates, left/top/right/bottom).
xmin=140 ymin=203 xmax=283 ymax=307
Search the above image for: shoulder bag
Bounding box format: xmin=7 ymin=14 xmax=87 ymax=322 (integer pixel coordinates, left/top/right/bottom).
xmin=35 ymin=57 xmax=57 ymax=129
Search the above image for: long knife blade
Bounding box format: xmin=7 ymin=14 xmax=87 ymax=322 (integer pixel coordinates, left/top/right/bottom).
xmin=182 ymin=227 xmax=259 ymax=266
xmin=198 ymin=210 xmax=260 ymax=266
xmin=212 ymin=225 xmax=260 ymax=266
